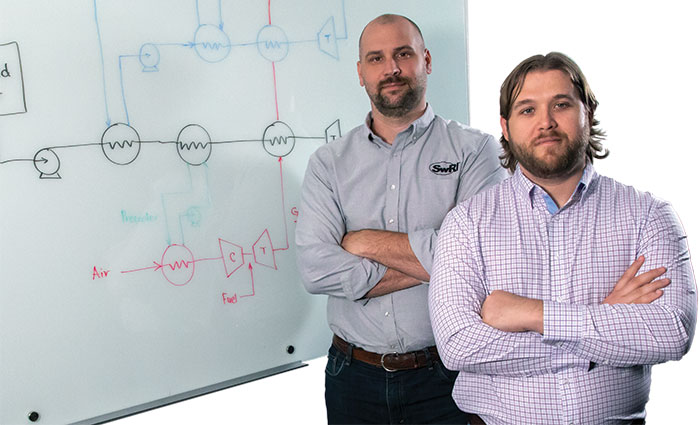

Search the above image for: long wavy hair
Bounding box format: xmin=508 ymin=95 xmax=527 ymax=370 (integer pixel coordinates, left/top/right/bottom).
xmin=499 ymin=52 xmax=608 ymax=172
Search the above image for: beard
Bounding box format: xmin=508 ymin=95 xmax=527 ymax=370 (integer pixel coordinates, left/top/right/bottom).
xmin=367 ymin=74 xmax=426 ymax=118
xmin=509 ymin=122 xmax=589 ymax=179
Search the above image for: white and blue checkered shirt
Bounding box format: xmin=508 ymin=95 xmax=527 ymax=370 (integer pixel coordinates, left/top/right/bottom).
xmin=430 ymin=165 xmax=696 ymax=424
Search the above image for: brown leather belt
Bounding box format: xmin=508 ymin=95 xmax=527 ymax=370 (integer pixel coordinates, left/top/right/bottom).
xmin=332 ymin=334 xmax=440 ymax=372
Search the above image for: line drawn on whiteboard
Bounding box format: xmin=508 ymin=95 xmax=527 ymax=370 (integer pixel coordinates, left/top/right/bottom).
xmin=0 ymin=41 xmax=28 ymax=116
xmin=2 ymin=0 xmax=349 ymax=175
xmin=120 ymin=227 xmax=280 ymax=302
xmin=0 ymin=119 xmax=338 ymax=179
xmin=118 ymin=149 xmax=298 ymax=300
xmin=193 ymin=24 xmax=232 ymax=63
xmin=138 ymin=43 xmax=160 ymax=72
xmin=32 ymin=149 xmax=61 ymax=179
xmin=159 ymin=244 xmax=196 ymax=286
xmin=102 ymin=123 xmax=141 ymax=165
xmin=1 ymin=0 xmax=348 ymax=305
xmin=92 ymin=0 xmax=349 ymax=125
xmin=161 ymin=164 xmax=212 ymax=245
xmin=93 ymin=0 xmax=111 ymax=126
xmin=262 ymin=121 xmax=295 ymax=158
xmin=177 ymin=124 xmax=213 ymax=166
xmin=272 ymin=155 xmax=292 ymax=252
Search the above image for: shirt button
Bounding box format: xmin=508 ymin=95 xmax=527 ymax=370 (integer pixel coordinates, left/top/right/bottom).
xmin=556 ymin=296 xmax=564 ymax=302
xmin=390 ymin=184 xmax=396 ymax=190
xmin=385 ymin=312 xmax=390 ymax=317
xmin=388 ymin=219 xmax=395 ymax=224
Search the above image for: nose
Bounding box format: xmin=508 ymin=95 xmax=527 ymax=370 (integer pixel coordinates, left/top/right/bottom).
xmin=538 ymin=109 xmax=557 ymax=131
xmin=384 ymin=57 xmax=400 ymax=77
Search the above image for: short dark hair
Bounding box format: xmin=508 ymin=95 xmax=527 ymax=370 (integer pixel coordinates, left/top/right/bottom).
xmin=499 ymin=52 xmax=608 ymax=172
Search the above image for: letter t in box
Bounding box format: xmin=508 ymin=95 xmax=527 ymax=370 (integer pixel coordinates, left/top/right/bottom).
xmin=0 ymin=42 xmax=27 ymax=116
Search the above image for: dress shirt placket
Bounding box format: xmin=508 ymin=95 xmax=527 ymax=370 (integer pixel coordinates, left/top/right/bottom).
xmin=379 ymin=134 xmax=406 ymax=352
xmin=557 ymin=369 xmax=582 ymax=425
xmin=545 ymin=203 xmax=584 ymax=424
xmin=385 ymin=138 xmax=403 ymax=234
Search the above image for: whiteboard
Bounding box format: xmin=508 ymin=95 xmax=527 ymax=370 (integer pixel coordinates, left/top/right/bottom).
xmin=0 ymin=1 xmax=469 ymax=423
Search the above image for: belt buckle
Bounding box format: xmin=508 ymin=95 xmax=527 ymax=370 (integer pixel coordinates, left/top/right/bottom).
xmin=380 ymin=352 xmax=399 ymax=372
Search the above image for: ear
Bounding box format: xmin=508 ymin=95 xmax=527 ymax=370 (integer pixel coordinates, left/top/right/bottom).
xmin=357 ymin=60 xmax=365 ymax=87
xmin=500 ymin=116 xmax=509 ymax=141
xmin=424 ymin=49 xmax=432 ymax=74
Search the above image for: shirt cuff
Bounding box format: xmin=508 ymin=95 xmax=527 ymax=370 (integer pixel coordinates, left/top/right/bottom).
xmin=343 ymin=258 xmax=387 ymax=301
xmin=542 ymin=300 xmax=590 ymax=347
xmin=408 ymin=228 xmax=437 ymax=277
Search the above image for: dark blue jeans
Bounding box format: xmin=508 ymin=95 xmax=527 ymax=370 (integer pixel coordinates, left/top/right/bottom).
xmin=325 ymin=345 xmax=471 ymax=424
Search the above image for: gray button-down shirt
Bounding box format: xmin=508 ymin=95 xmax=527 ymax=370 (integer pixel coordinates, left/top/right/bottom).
xmin=295 ymin=105 xmax=506 ymax=353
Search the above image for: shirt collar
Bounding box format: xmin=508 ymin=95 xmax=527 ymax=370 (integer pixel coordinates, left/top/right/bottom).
xmin=362 ymin=104 xmax=435 ymax=147
xmin=513 ymin=163 xmax=597 ymax=212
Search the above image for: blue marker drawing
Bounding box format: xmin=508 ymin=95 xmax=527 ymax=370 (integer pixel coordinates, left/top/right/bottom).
xmin=161 ymin=163 xmax=212 ymax=245
xmin=193 ymin=24 xmax=232 ymax=63
xmin=93 ymin=0 xmax=111 ymax=126
xmin=194 ymin=0 xmax=224 ymax=28
xmin=317 ymin=17 xmax=339 ymax=60
xmin=118 ymin=55 xmax=140 ymax=125
xmin=218 ymin=0 xmax=224 ymax=29
xmin=317 ymin=0 xmax=348 ymax=59
xmin=138 ymin=44 xmax=161 ymax=72
xmin=3 ymin=0 xmax=350 ymax=176
xmin=338 ymin=0 xmax=348 ymax=40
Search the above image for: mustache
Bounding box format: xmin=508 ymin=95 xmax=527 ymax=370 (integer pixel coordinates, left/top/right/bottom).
xmin=379 ymin=76 xmax=409 ymax=88
xmin=534 ymin=131 xmax=565 ymax=142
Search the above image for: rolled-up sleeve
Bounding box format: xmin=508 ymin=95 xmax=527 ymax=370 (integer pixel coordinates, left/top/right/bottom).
xmin=295 ymin=150 xmax=386 ymax=300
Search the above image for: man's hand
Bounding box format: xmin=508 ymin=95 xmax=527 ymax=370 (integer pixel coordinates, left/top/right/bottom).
xmin=603 ymin=256 xmax=670 ymax=305
xmin=481 ymin=257 xmax=670 ymax=335
xmin=481 ymin=290 xmax=544 ymax=334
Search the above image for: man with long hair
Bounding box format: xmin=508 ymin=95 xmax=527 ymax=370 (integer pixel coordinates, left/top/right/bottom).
xmin=430 ymin=52 xmax=696 ymax=424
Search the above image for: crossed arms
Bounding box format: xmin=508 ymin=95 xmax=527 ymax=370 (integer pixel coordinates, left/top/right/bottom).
xmin=429 ymin=202 xmax=697 ymax=376
xmin=294 ymin=153 xmax=432 ymax=300
xmin=481 ymin=256 xmax=670 ymax=334
xmin=341 ymin=230 xmax=428 ymax=298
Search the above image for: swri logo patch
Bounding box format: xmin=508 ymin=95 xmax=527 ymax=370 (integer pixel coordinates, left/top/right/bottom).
xmin=429 ymin=161 xmax=459 ymax=175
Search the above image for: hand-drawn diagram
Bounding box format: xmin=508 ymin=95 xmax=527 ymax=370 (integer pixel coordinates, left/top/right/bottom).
xmin=1 ymin=3 xmax=468 ymax=424
xmin=0 ymin=41 xmax=27 ymax=116
xmin=0 ymin=0 xmax=349 ymax=305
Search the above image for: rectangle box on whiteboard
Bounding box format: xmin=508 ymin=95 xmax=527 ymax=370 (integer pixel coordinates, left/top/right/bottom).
xmin=0 ymin=41 xmax=27 ymax=116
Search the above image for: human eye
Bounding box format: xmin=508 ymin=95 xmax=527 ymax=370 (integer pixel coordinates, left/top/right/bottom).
xmin=554 ymin=101 xmax=570 ymax=109
xmin=396 ymin=49 xmax=413 ymax=59
xmin=367 ymin=55 xmax=382 ymax=63
xmin=519 ymin=107 xmax=534 ymax=115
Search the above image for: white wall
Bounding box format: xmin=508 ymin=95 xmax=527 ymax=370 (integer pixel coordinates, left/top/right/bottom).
xmin=467 ymin=2 xmax=698 ymax=422
xmin=117 ymin=1 xmax=698 ymax=423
